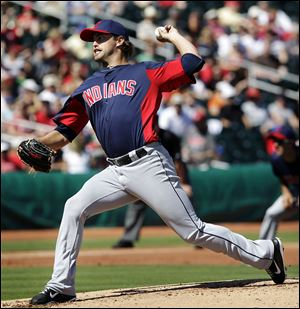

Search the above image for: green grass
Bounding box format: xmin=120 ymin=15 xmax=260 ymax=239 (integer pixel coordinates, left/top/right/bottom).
xmin=1 ymin=231 xmax=298 ymax=252
xmin=1 ymin=265 xmax=299 ymax=301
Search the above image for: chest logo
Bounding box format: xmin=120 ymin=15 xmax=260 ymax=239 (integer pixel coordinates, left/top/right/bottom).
xmin=83 ymin=80 xmax=137 ymax=107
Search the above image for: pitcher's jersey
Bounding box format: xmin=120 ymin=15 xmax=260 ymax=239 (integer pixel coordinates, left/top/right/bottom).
xmin=53 ymin=57 xmax=203 ymax=158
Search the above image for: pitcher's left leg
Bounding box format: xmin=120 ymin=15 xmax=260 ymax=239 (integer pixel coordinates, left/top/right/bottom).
xmin=124 ymin=145 xmax=274 ymax=270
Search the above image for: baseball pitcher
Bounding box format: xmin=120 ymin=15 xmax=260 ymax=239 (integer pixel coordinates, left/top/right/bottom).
xmin=17 ymin=20 xmax=287 ymax=305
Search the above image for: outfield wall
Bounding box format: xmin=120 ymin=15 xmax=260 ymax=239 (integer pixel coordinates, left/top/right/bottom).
xmin=1 ymin=163 xmax=285 ymax=229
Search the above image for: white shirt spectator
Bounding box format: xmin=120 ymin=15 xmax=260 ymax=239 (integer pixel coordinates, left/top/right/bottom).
xmin=2 ymin=53 xmax=24 ymax=78
xmin=63 ymin=146 xmax=90 ymax=174
xmin=136 ymin=6 xmax=158 ymax=42
xmin=159 ymin=106 xmax=192 ymax=138
xmin=268 ymin=97 xmax=299 ymax=130
xmin=241 ymin=100 xmax=269 ymax=128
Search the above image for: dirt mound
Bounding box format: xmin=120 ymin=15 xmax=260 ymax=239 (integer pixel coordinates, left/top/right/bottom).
xmin=1 ymin=279 xmax=298 ymax=308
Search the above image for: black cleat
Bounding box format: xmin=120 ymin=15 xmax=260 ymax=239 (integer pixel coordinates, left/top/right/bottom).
xmin=266 ymin=237 xmax=286 ymax=284
xmin=30 ymin=288 xmax=76 ymax=305
xmin=112 ymin=240 xmax=134 ymax=249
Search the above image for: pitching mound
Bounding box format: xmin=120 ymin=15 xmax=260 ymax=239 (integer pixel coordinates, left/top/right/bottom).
xmin=1 ymin=278 xmax=298 ymax=308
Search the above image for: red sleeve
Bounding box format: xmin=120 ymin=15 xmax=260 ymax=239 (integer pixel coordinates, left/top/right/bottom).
xmin=145 ymin=58 xmax=195 ymax=92
xmin=52 ymin=96 xmax=89 ymax=141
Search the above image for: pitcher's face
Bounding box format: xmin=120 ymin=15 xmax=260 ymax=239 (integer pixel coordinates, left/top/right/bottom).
xmin=92 ymin=33 xmax=116 ymax=62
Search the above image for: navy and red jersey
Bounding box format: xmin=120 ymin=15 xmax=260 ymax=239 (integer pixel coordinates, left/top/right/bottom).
xmin=270 ymin=147 xmax=299 ymax=198
xmin=53 ymin=55 xmax=204 ymax=158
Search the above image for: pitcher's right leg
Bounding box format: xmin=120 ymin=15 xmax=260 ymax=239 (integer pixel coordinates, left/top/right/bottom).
xmin=30 ymin=166 xmax=137 ymax=305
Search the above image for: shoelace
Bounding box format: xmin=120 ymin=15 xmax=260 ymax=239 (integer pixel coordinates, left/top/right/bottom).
xmin=42 ymin=287 xmax=51 ymax=295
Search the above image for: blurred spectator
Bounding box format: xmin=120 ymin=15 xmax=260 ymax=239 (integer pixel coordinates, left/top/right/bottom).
xmin=158 ymin=92 xmax=193 ymax=138
xmin=268 ymin=6 xmax=295 ymax=41
xmin=38 ymin=74 xmax=64 ymax=116
xmin=1 ymin=142 xmax=26 ymax=172
xmin=217 ymin=1 xmax=244 ymax=31
xmin=136 ymin=6 xmax=158 ymax=42
xmin=181 ymin=110 xmax=217 ymax=168
xmin=63 ymin=30 xmax=91 ymax=60
xmin=241 ymin=87 xmax=269 ymax=129
xmin=207 ymin=88 xmax=226 ymax=117
xmin=31 ymin=43 xmax=55 ymax=81
xmin=34 ymin=100 xmax=55 ymax=126
xmin=11 ymin=79 xmax=42 ymax=134
xmin=267 ymin=95 xmax=299 ymax=132
xmin=219 ymin=95 xmax=245 ymax=130
xmin=286 ymin=24 xmax=299 ymax=74
xmin=2 ymin=44 xmax=25 ymax=77
xmin=51 ymin=149 xmax=68 ymax=172
xmin=43 ymin=28 xmax=66 ymax=62
xmin=248 ymin=1 xmax=270 ymax=27
xmin=62 ymin=133 xmax=91 ymax=174
xmin=197 ymin=28 xmax=218 ymax=59
xmin=66 ymin=2 xmax=92 ymax=32
xmin=185 ymin=10 xmax=203 ymax=40
xmin=136 ymin=41 xmax=161 ymax=62
xmin=162 ymin=6 xmax=185 ymax=31
xmin=203 ymin=9 xmax=225 ymax=38
xmin=60 ymin=60 xmax=86 ymax=95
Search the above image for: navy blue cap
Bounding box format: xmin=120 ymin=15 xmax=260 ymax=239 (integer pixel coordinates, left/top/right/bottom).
xmin=267 ymin=125 xmax=297 ymax=141
xmin=80 ymin=20 xmax=129 ymax=42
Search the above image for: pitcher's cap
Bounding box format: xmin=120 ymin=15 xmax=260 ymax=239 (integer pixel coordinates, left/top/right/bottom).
xmin=80 ymin=19 xmax=129 ymax=42
xmin=267 ymin=125 xmax=297 ymax=142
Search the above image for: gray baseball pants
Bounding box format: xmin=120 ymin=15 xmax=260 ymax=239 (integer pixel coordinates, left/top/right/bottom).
xmin=46 ymin=142 xmax=274 ymax=296
xmin=121 ymin=201 xmax=147 ymax=242
xmin=259 ymin=195 xmax=298 ymax=239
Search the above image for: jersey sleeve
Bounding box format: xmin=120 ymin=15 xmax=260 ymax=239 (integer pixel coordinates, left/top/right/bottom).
xmin=145 ymin=57 xmax=197 ymax=92
xmin=52 ymin=95 xmax=89 ymax=142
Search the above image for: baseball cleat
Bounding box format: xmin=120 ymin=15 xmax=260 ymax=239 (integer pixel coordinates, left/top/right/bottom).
xmin=112 ymin=240 xmax=134 ymax=248
xmin=266 ymin=237 xmax=286 ymax=284
xmin=30 ymin=288 xmax=76 ymax=305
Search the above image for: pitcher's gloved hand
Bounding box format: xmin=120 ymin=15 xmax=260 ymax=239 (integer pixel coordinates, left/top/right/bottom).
xmin=17 ymin=139 xmax=56 ymax=173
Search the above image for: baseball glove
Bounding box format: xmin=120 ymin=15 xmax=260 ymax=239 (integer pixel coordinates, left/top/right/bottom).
xmin=17 ymin=139 xmax=56 ymax=173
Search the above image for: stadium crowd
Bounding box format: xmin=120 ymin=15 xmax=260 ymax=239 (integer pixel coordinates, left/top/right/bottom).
xmin=1 ymin=1 xmax=299 ymax=173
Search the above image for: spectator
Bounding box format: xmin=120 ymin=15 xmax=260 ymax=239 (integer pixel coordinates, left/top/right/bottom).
xmin=158 ymin=92 xmax=193 ymax=138
xmin=267 ymin=95 xmax=299 ymax=132
xmin=1 ymin=142 xmax=26 ymax=172
xmin=39 ymin=74 xmax=62 ymax=113
xmin=62 ymin=133 xmax=91 ymax=174
xmin=136 ymin=41 xmax=161 ymax=62
xmin=1 ymin=44 xmax=25 ymax=77
xmin=217 ymin=1 xmax=244 ymax=31
xmin=10 ymin=79 xmax=41 ymax=134
xmin=241 ymin=87 xmax=269 ymax=129
xmin=136 ymin=6 xmax=158 ymax=42
xmin=181 ymin=110 xmax=217 ymax=169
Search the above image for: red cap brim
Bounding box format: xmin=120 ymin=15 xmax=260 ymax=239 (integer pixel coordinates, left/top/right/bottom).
xmin=80 ymin=28 xmax=111 ymax=42
xmin=267 ymin=132 xmax=287 ymax=141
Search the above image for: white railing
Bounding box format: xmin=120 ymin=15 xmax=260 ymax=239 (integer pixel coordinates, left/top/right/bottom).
xmin=1 ymin=119 xmax=55 ymax=146
xmin=2 ymin=119 xmax=55 ymax=133
xmin=222 ymin=57 xmax=299 ymax=101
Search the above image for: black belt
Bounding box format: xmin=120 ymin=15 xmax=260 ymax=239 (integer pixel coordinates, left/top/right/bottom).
xmin=107 ymin=148 xmax=148 ymax=166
